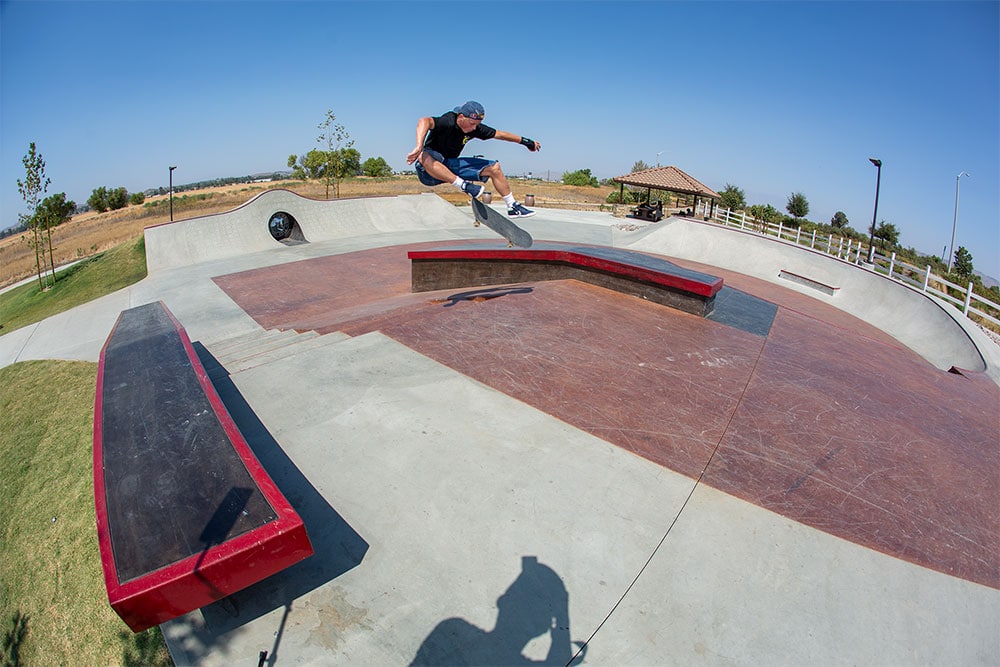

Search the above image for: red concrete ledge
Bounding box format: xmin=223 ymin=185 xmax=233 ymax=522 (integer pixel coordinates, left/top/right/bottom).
xmin=408 ymin=243 xmax=723 ymax=316
xmin=94 ymin=301 xmax=313 ymax=632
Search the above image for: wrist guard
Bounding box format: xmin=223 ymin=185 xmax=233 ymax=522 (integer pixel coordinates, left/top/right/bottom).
xmin=520 ymin=136 xmax=537 ymax=150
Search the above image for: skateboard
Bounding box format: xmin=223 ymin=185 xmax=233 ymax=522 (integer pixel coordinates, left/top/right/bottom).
xmin=470 ymin=197 xmax=533 ymax=248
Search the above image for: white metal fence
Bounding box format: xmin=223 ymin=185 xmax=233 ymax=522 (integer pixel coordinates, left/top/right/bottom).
xmin=695 ymin=203 xmax=1000 ymax=329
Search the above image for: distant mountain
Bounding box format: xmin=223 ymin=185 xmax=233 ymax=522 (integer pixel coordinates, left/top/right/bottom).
xmin=977 ymin=271 xmax=999 ymax=289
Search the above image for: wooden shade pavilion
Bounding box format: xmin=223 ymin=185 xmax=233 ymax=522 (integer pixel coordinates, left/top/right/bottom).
xmin=613 ymin=166 xmax=721 ymax=218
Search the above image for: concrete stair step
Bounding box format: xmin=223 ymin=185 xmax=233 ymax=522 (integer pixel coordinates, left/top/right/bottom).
xmin=207 ymin=329 xmax=287 ymax=353
xmin=211 ymin=330 xmax=314 ymax=366
xmin=211 ymin=331 xmax=353 ymax=378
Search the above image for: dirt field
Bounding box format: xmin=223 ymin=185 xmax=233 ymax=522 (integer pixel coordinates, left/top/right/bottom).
xmin=0 ymin=176 xmax=615 ymax=288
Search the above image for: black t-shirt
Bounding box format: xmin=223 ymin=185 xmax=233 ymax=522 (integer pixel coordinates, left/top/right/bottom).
xmin=424 ymin=111 xmax=497 ymax=159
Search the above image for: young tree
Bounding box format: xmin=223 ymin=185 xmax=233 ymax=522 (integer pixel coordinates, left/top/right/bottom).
xmin=830 ymin=211 xmax=849 ymax=229
xmin=719 ymin=183 xmax=746 ymax=211
xmin=786 ymin=192 xmax=809 ymax=221
xmin=16 ymin=142 xmax=51 ymax=289
xmin=317 ymin=109 xmax=354 ymax=198
xmin=749 ymin=203 xmax=781 ymax=224
xmin=36 ymin=192 xmax=76 ymax=279
xmin=952 ymin=246 xmax=975 ymax=282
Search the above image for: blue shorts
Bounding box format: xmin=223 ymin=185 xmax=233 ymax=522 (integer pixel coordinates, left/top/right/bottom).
xmin=416 ymin=149 xmax=496 ymax=186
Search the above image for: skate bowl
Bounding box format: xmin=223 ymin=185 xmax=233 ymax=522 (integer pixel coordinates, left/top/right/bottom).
xmin=144 ymin=190 xmax=471 ymax=272
xmin=621 ymin=216 xmax=999 ymax=381
xmin=5 ymin=193 xmax=993 ymax=664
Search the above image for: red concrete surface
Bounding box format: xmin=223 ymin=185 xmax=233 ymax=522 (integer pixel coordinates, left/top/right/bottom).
xmin=213 ymin=243 xmax=1000 ymax=589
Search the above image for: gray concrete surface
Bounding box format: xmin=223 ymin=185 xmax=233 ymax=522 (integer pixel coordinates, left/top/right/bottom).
xmin=1 ymin=194 xmax=997 ymax=665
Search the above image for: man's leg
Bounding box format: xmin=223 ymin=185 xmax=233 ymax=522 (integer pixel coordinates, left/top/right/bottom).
xmin=418 ymin=151 xmax=459 ymax=183
xmin=480 ymin=161 xmax=535 ymax=217
xmin=480 ymin=161 xmax=512 ymax=197
xmin=417 ymin=151 xmax=483 ymax=197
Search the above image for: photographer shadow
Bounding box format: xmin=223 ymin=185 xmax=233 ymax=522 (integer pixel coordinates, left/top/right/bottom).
xmin=411 ymin=556 xmax=587 ymax=666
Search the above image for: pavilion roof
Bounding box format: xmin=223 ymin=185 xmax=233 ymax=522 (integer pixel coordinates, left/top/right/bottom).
xmin=612 ymin=166 xmax=720 ymax=199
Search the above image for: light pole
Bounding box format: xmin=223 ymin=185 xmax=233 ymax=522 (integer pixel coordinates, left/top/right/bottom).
xmin=867 ymin=158 xmax=882 ymax=263
xmin=947 ymin=171 xmax=969 ymax=273
xmin=656 ymin=151 xmax=664 ymax=167
xmin=169 ymin=166 xmax=176 ymax=221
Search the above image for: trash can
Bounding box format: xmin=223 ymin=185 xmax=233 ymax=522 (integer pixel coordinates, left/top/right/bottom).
xmin=525 ymin=194 xmax=535 ymax=207
xmin=483 ymin=191 xmax=492 ymax=204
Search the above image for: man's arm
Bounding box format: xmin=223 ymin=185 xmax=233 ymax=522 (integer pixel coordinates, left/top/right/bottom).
xmin=406 ymin=117 xmax=436 ymax=164
xmin=493 ymin=130 xmax=541 ymax=152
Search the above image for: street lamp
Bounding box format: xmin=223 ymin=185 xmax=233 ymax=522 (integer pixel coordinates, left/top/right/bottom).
xmin=867 ymin=158 xmax=882 ymax=263
xmin=169 ymin=166 xmax=176 ymax=221
xmin=947 ymin=171 xmax=970 ymax=273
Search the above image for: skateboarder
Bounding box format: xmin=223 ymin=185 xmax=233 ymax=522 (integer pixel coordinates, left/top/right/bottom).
xmin=405 ymin=101 xmax=541 ymax=218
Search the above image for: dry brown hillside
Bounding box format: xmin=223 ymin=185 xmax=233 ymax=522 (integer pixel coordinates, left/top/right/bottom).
xmin=0 ymin=176 xmax=614 ymax=288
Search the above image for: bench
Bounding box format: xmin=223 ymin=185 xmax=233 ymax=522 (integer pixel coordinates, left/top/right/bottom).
xmin=408 ymin=243 xmax=723 ymax=317
xmin=94 ymin=301 xmax=313 ymax=632
xmin=630 ymin=200 xmax=664 ymax=222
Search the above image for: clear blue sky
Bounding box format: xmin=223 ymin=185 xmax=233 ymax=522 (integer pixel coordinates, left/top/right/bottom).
xmin=2 ymin=0 xmax=998 ymax=278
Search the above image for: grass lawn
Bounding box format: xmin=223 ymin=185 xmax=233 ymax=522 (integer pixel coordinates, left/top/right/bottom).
xmin=0 ymin=235 xmax=147 ymax=336
xmin=0 ymin=360 xmax=171 ymax=665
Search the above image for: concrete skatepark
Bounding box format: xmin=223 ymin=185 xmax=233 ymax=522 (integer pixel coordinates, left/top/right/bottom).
xmin=1 ymin=189 xmax=998 ymax=664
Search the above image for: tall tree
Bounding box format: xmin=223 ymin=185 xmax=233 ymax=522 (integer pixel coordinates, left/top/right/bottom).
xmin=952 ymin=246 xmax=975 ymax=282
xmin=287 ymin=150 xmax=328 ymax=180
xmin=719 ymin=183 xmax=746 ymax=211
xmin=106 ymin=187 xmax=129 ymax=210
xmin=562 ymin=168 xmax=599 ymax=187
xmin=362 ymin=156 xmax=393 ymax=177
xmin=830 ymin=211 xmax=849 ymax=229
xmin=874 ymin=220 xmax=900 ymax=252
xmin=786 ymin=192 xmax=809 ymax=221
xmin=317 ymin=109 xmax=354 ymax=198
xmin=88 ymin=186 xmax=109 ymax=213
xmin=16 ymin=142 xmax=51 ymax=289
xmin=631 ymin=160 xmax=651 ymax=173
xmin=36 ymin=192 xmax=76 ymax=225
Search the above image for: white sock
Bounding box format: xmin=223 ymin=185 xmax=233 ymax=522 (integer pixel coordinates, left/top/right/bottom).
xmin=453 ymin=177 xmax=465 ymax=189
xmin=503 ymin=194 xmax=516 ymax=207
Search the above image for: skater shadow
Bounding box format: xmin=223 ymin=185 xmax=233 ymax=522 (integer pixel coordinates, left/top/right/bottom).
xmin=410 ymin=556 xmax=587 ymax=665
xmin=440 ymin=286 xmax=534 ymax=307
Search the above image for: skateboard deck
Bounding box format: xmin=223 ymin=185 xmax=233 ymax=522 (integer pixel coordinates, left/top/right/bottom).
xmin=471 ymin=198 xmax=533 ymax=248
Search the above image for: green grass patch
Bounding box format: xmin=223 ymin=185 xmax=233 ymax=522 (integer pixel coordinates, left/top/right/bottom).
xmin=0 ymin=360 xmax=170 ymax=665
xmin=0 ymin=235 xmax=147 ymax=335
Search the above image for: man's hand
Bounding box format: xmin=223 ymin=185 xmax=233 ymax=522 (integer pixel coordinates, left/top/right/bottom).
xmin=406 ymin=147 xmax=422 ymax=165
xmin=520 ymin=136 xmax=540 ymax=152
